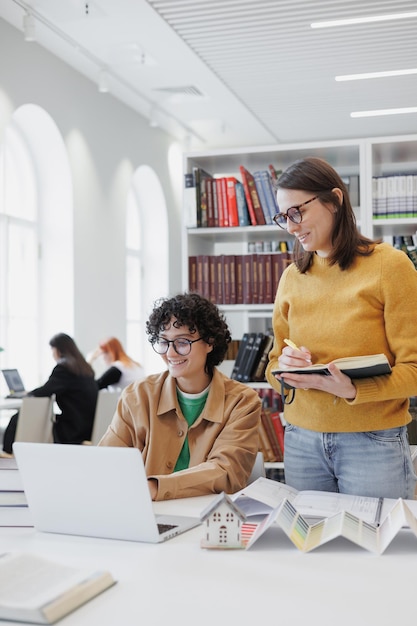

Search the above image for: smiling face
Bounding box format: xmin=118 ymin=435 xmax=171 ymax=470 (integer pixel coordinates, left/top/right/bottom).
xmin=158 ymin=317 xmax=213 ymax=393
xmin=276 ymin=188 xmax=340 ymax=257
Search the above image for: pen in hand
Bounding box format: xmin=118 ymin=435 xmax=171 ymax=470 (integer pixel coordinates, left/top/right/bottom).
xmin=284 ymin=338 xmax=300 ymax=350
xmin=283 ymin=338 xmax=312 ymax=363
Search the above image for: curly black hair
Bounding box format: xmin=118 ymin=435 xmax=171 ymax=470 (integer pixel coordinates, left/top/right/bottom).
xmin=146 ymin=293 xmax=231 ymax=376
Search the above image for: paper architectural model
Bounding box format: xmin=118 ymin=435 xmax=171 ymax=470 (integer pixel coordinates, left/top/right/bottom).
xmin=200 ymin=492 xmax=417 ymax=554
xmin=200 ymin=492 xmax=249 ymax=548
xmin=246 ymin=497 xmax=417 ymax=554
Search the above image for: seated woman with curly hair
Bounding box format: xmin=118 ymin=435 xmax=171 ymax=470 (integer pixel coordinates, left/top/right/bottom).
xmin=99 ymin=292 xmax=261 ymax=501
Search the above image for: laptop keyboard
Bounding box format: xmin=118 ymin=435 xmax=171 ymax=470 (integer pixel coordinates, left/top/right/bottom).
xmin=157 ymin=523 xmax=178 ymax=534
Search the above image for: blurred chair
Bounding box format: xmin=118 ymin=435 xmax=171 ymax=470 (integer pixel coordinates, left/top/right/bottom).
xmin=247 ymin=451 xmax=266 ymax=485
xmin=86 ymin=390 xmax=120 ymax=446
xmin=15 ymin=396 xmax=55 ymax=444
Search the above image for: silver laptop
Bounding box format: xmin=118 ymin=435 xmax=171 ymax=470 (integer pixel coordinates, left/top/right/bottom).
xmin=2 ymin=368 xmax=27 ymax=398
xmin=13 ymin=442 xmax=201 ymax=543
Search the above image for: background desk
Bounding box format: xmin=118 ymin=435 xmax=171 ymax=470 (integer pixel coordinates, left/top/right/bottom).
xmin=0 ymin=398 xmax=22 ymax=411
xmin=1 ymin=493 xmax=416 ymax=626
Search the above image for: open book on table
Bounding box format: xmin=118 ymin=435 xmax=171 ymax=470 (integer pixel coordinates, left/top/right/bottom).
xmin=0 ymin=552 xmax=116 ymax=624
xmin=231 ymin=477 xmax=385 ymax=525
xmin=271 ymin=353 xmax=392 ymax=379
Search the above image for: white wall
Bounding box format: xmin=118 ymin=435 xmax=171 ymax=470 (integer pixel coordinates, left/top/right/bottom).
xmin=0 ymin=18 xmax=182 ymax=360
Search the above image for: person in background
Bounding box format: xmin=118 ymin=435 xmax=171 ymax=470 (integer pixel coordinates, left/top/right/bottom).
xmin=99 ymin=293 xmax=261 ymax=501
xmin=266 ymin=156 xmax=417 ymax=500
xmin=88 ymin=337 xmax=144 ymax=391
xmin=2 ymin=333 xmax=98 ymax=455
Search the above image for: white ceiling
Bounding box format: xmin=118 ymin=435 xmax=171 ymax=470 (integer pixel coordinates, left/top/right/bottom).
xmin=2 ymin=0 xmax=417 ymax=150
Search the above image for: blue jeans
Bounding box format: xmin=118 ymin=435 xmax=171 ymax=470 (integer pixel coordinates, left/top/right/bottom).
xmin=284 ymin=424 xmax=416 ymax=499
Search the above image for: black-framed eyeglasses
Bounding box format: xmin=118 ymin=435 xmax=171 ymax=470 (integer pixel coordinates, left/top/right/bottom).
xmin=273 ymin=195 xmax=319 ymax=230
xmin=152 ymin=337 xmax=204 ymax=356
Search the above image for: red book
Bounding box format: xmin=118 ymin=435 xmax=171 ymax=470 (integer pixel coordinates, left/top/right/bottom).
xmin=225 ymin=177 xmax=240 ymax=227
xmin=261 ymin=409 xmax=283 ymax=462
xmin=270 ymin=411 xmax=285 ymax=456
xmin=239 ymin=165 xmax=266 ymax=226
xmin=268 ymin=163 xmax=279 ymax=182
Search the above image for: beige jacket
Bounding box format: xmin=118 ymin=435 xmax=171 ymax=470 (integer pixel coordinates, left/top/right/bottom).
xmin=99 ymin=368 xmax=261 ymax=500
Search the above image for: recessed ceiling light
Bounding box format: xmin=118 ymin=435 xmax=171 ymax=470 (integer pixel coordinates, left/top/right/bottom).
xmin=351 ymin=107 xmax=417 ymax=118
xmin=336 ymin=68 xmax=417 ymax=81
xmin=311 ymin=11 xmax=417 ymax=28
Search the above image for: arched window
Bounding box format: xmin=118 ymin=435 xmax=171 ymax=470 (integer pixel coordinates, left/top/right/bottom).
xmin=0 ymin=105 xmax=73 ymax=389
xmin=126 ymin=165 xmax=168 ymax=374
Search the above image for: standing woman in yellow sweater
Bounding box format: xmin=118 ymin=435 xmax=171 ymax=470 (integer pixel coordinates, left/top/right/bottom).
xmin=266 ymin=156 xmax=417 ymax=499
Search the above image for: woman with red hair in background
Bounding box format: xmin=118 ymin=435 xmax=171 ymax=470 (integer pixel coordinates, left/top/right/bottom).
xmin=89 ymin=337 xmax=145 ymax=392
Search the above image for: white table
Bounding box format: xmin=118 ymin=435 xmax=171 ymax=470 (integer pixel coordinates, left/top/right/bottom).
xmin=0 ymin=398 xmax=22 ymax=411
xmin=1 ymin=493 xmax=416 ymax=626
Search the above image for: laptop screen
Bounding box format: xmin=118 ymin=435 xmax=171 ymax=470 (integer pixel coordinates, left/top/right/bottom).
xmin=2 ymin=369 xmax=25 ymax=393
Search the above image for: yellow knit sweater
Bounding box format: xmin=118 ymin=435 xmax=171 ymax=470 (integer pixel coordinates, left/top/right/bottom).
xmin=266 ymin=243 xmax=417 ymax=432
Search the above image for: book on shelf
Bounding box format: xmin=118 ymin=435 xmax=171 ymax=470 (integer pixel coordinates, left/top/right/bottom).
xmin=242 ymin=254 xmax=255 ymax=304
xmin=254 ymin=170 xmax=278 ymax=224
xmin=252 ymin=333 xmax=274 ymax=381
xmin=260 ymin=408 xmax=283 ymax=462
xmin=242 ymin=332 xmax=265 ymax=382
xmin=206 ymin=178 xmax=216 ymax=227
xmin=239 ymin=165 xmax=266 ymax=225
xmin=193 ymin=167 xmax=213 ymax=228
xmin=183 ymin=172 xmax=197 ymax=228
xmin=269 ymin=411 xmax=285 ymax=456
xmin=188 ymin=256 xmax=197 ymax=292
xmin=235 ymin=332 xmax=257 ymax=382
xmin=208 ymin=256 xmax=216 ymax=303
xmin=225 ymin=177 xmax=240 ymax=227
xmin=235 ymin=180 xmax=251 ymax=226
xmin=234 ymin=254 xmax=244 ymax=304
xmin=258 ymin=418 xmax=276 ymax=463
xmin=272 ymin=353 xmax=392 ymax=380
xmin=214 ymin=256 xmax=224 ymax=303
xmin=268 ymin=163 xmax=282 ymax=182
xmin=253 ymin=171 xmax=273 ymax=224
xmin=0 ymin=552 xmax=116 ymax=624
xmin=215 ymin=177 xmax=227 ymax=227
xmin=230 ymin=333 xmax=250 ymax=380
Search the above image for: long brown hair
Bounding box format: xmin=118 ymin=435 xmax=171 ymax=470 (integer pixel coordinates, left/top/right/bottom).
xmin=276 ymin=157 xmax=379 ymax=272
xmin=49 ymin=333 xmax=94 ymax=377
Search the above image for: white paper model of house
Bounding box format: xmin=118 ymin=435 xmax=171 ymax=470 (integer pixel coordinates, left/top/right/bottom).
xmin=200 ymin=492 xmax=247 ymax=549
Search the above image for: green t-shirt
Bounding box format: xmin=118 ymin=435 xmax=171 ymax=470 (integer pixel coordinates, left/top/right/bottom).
xmin=174 ymin=387 xmax=209 ymax=472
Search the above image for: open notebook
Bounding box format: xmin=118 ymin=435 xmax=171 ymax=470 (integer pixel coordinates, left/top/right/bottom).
xmin=13 ymin=442 xmax=200 ymax=543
